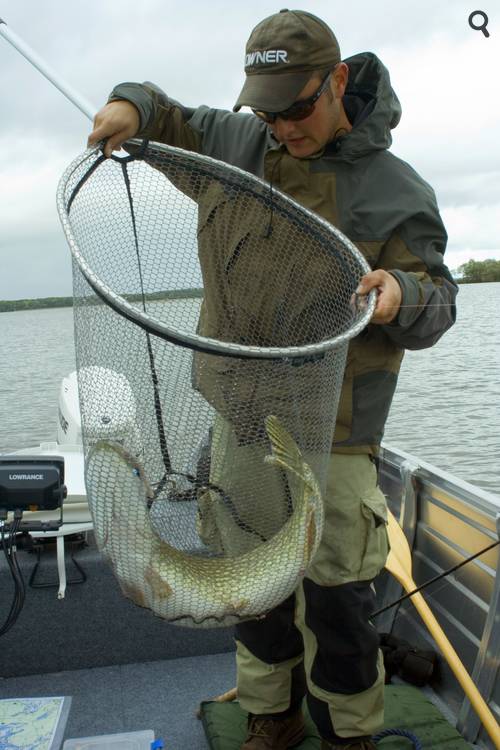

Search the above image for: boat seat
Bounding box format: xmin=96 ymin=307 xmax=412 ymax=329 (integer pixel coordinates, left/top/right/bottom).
xmin=200 ymin=685 xmax=474 ymax=749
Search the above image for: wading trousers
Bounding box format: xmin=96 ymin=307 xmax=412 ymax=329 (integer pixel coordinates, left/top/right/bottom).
xmin=234 ymin=452 xmax=390 ymax=743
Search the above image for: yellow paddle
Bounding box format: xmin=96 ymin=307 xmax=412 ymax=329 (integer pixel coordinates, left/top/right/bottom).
xmin=386 ymin=510 xmax=500 ymax=749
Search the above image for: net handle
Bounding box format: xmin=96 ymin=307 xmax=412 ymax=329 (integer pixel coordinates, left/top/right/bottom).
xmin=0 ymin=17 xmax=96 ymax=121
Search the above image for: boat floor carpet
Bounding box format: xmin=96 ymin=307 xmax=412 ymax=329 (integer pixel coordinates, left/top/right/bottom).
xmin=200 ymin=685 xmax=474 ymax=749
xmin=0 ymin=651 xmax=235 ymax=748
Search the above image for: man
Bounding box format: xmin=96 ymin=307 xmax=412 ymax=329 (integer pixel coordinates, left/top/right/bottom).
xmin=88 ymin=9 xmax=457 ymax=749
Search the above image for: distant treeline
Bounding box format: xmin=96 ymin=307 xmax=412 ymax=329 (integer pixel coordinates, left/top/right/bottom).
xmin=124 ymin=288 xmax=203 ymax=304
xmin=458 ymin=259 xmax=500 ymax=283
xmin=0 ymin=297 xmax=73 ymax=312
xmin=0 ymin=288 xmax=203 ymax=313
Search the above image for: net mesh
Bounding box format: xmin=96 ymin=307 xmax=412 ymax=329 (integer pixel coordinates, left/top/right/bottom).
xmin=57 ymin=141 xmax=373 ymax=627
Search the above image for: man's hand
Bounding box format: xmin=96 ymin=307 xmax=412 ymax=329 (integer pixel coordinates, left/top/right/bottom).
xmin=356 ymin=270 xmax=402 ymax=324
xmin=87 ymin=100 xmax=141 ymax=158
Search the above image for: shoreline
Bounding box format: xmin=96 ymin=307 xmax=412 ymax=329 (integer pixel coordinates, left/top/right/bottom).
xmin=0 ymin=297 xmax=73 ymax=313
xmin=0 ymin=288 xmax=204 ymax=313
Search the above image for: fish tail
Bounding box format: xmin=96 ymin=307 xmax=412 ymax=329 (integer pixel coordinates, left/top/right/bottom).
xmin=264 ymin=415 xmax=319 ymax=495
xmin=264 ymin=415 xmax=304 ymax=474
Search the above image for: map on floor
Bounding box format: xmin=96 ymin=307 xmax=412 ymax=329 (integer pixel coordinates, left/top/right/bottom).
xmin=0 ymin=696 xmax=71 ymax=750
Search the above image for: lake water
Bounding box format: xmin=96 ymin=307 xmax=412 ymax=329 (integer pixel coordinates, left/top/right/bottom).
xmin=1 ymin=283 xmax=499 ymax=494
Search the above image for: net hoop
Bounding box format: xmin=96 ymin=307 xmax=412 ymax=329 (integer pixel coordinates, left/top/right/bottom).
xmin=56 ymin=141 xmax=375 ymax=360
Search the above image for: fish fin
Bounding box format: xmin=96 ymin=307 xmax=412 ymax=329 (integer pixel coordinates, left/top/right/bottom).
xmin=264 ymin=414 xmax=312 ymax=483
xmin=92 ymin=441 xmax=155 ymax=499
xmin=264 ymin=415 xmax=322 ymax=508
xmin=145 ymin=565 xmax=174 ymax=600
xmin=264 ymin=415 xmax=302 ymax=468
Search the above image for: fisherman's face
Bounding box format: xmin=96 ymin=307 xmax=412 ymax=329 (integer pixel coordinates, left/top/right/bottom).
xmin=268 ymin=64 xmax=349 ymax=158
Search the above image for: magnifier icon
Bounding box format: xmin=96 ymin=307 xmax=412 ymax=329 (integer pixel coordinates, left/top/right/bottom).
xmin=468 ymin=10 xmax=490 ymax=37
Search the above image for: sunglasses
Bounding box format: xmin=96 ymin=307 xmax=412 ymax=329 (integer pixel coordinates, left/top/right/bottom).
xmin=252 ymin=73 xmax=332 ymax=124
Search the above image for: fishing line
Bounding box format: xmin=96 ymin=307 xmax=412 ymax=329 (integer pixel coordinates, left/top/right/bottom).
xmin=119 ymin=154 xmax=174 ymax=484
xmin=354 ymin=295 xmax=457 ymax=311
xmin=384 ymin=303 xmax=456 ymax=309
xmin=373 ymin=537 xmax=500 ymax=617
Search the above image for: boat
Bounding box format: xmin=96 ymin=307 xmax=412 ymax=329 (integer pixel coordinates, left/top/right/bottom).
xmin=0 ymin=370 xmax=498 ymax=749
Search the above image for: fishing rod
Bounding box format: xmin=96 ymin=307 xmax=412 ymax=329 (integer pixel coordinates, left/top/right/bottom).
xmin=373 ymin=535 xmax=500 ymax=617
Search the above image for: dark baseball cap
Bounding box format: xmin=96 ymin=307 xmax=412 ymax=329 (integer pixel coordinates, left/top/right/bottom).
xmin=233 ymin=9 xmax=341 ymax=112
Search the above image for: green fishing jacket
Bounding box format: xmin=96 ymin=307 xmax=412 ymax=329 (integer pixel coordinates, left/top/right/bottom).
xmin=109 ymin=52 xmax=457 ymax=455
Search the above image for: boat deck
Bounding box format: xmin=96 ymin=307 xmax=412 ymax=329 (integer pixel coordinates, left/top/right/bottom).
xmin=1 ymin=651 xmax=235 ymax=747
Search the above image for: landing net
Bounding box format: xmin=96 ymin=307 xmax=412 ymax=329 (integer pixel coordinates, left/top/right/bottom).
xmin=57 ymin=140 xmax=374 ymax=627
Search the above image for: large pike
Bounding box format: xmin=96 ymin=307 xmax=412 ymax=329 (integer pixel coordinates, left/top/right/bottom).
xmin=85 ymin=415 xmax=323 ymax=627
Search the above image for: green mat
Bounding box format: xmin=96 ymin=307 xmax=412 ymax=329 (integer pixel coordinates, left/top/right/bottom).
xmin=200 ymin=685 xmax=473 ymax=749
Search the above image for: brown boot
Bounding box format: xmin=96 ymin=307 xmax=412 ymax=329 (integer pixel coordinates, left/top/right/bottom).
xmin=241 ymin=709 xmax=306 ymax=749
xmin=321 ymin=740 xmax=377 ymax=750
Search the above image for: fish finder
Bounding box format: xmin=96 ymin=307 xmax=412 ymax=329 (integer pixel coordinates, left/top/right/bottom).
xmin=0 ymin=456 xmax=66 ymax=530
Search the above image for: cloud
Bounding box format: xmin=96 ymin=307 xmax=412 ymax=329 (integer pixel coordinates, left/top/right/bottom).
xmin=0 ymin=137 xmax=69 ymax=231
xmin=441 ymin=203 xmax=500 ymax=268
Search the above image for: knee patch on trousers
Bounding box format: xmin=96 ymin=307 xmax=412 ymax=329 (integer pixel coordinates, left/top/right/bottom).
xmin=235 ymin=592 xmax=303 ymax=664
xmin=303 ymin=578 xmax=379 ymax=693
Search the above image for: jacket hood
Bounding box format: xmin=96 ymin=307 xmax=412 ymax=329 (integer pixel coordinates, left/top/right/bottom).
xmin=328 ymin=51 xmax=402 ymax=161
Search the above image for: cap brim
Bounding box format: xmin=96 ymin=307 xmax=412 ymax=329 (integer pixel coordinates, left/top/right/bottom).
xmin=233 ymin=70 xmax=312 ymax=112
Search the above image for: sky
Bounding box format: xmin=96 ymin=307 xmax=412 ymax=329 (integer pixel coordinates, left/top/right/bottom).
xmin=0 ymin=0 xmax=498 ymax=300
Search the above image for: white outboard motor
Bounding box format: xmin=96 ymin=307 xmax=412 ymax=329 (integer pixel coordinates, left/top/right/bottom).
xmin=57 ymin=372 xmax=82 ymax=445
xmin=57 ymin=368 xmax=139 ymax=449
